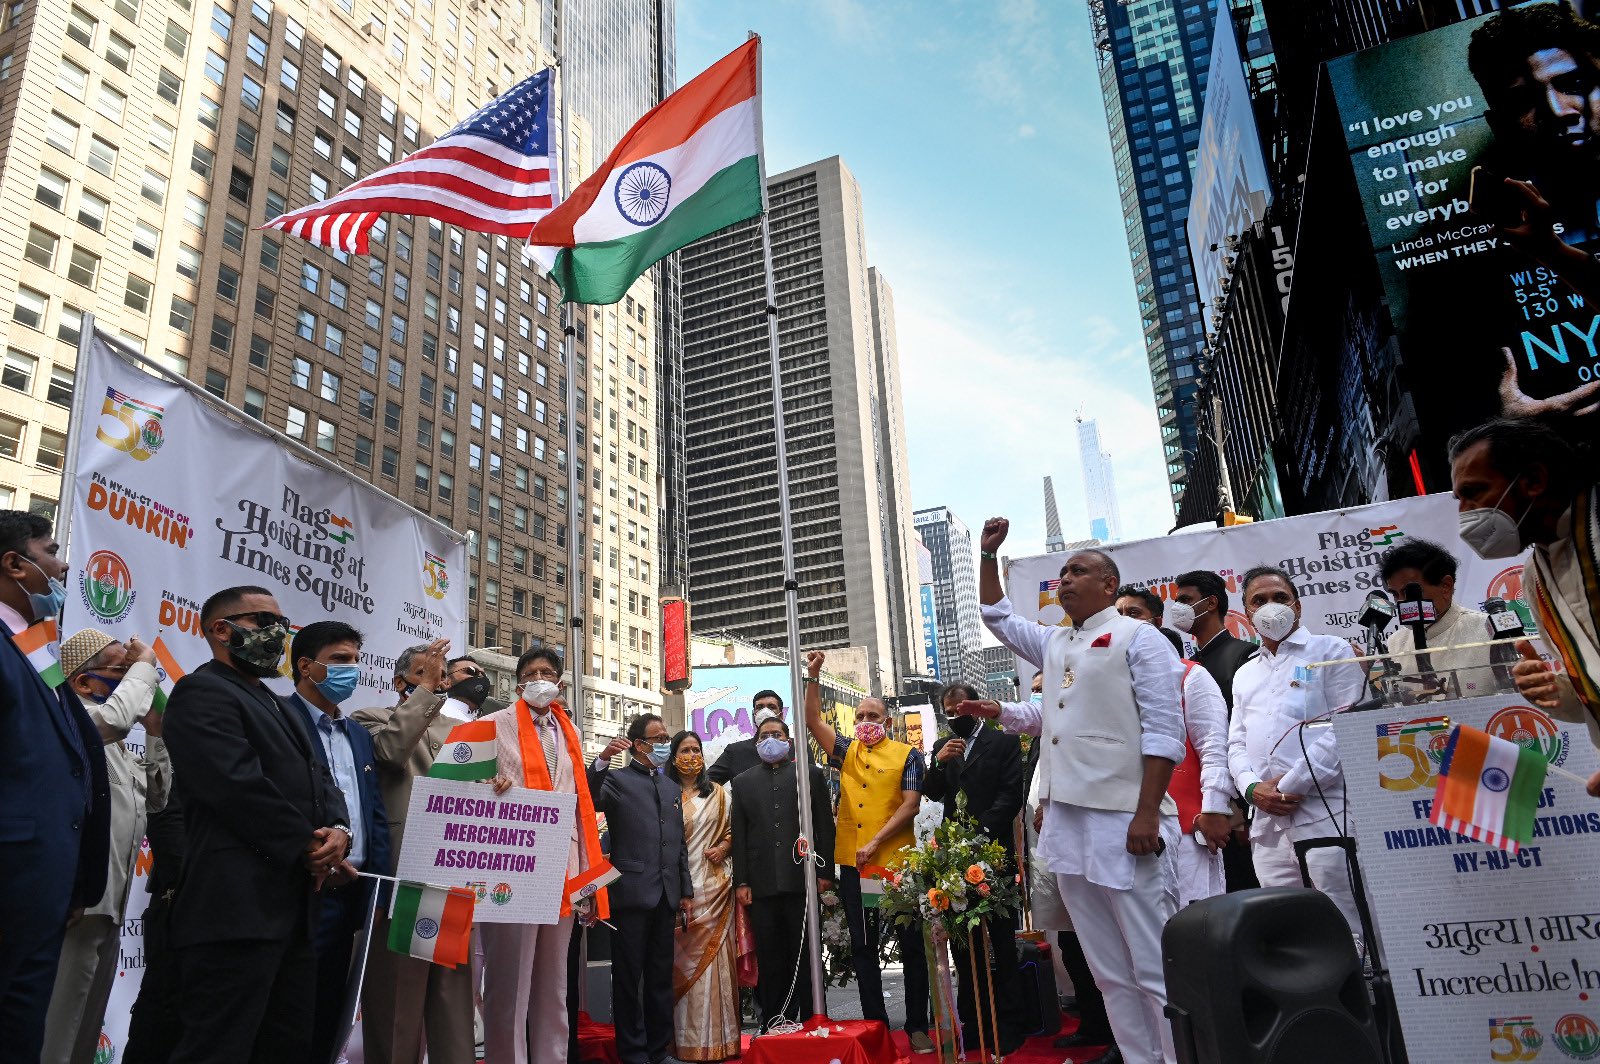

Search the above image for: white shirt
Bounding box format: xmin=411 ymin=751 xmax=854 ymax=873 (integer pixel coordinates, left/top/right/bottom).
xmin=1385 ymin=602 xmax=1496 ymax=698
xmin=985 ymin=598 xmax=1184 ymax=891
xmin=1180 ymin=662 xmax=1235 ymax=815
xmin=1228 ymin=626 xmax=1366 ymax=837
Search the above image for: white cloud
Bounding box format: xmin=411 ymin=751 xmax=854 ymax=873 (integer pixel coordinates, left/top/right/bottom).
xmin=1018 ymin=123 xmax=1036 ymax=138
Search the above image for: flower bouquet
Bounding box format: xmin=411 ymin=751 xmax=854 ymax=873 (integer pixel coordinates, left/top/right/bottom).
xmin=818 ymin=886 xmax=855 ymax=987
xmin=879 ymin=813 xmax=1022 ymax=1062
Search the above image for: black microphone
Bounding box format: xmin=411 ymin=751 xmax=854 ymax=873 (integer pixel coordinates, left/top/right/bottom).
xmin=1485 ymin=597 xmax=1526 ymax=690
xmin=1398 ymin=582 xmax=1434 ymax=675
xmin=1358 ymin=590 xmax=1397 ymax=684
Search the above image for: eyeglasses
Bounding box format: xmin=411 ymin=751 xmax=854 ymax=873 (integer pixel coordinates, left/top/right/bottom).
xmin=224 ymin=611 xmax=292 ymax=630
xmin=453 ymin=666 xmax=484 ymax=678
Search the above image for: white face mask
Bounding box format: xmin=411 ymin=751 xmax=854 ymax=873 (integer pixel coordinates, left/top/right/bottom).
xmin=1165 ymin=600 xmax=1196 ymax=633
xmin=519 ymin=679 xmax=560 ymax=709
xmin=1251 ymin=601 xmax=1297 ymax=642
xmin=1458 ymin=476 xmax=1529 ymax=560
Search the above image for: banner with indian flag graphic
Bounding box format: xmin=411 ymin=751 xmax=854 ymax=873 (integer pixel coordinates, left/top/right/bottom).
xmin=529 ymin=38 xmax=762 ymax=305
xmin=1430 ymin=724 xmax=1547 ymax=853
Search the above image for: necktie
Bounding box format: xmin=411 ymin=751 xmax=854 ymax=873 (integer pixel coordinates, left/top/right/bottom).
xmin=541 ymin=714 xmax=559 ymax=781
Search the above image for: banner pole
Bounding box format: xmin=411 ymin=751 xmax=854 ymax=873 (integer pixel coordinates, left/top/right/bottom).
xmin=55 ymin=312 xmax=98 ymax=557
xmin=749 ymin=30 xmax=827 ymax=1019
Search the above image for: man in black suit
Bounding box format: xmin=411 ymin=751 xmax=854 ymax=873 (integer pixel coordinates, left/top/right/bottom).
xmin=0 ymin=511 xmax=109 ymax=1062
xmin=730 ymin=714 xmax=835 ymax=1027
xmin=924 ymin=683 xmax=1028 ymax=1057
xmin=288 ymin=621 xmax=392 ymax=1064
xmin=708 ymin=689 xmax=784 ymax=784
xmin=162 ymin=585 xmax=351 ymax=1063
xmin=1172 ymin=570 xmax=1260 ymax=893
xmin=589 ymin=713 xmax=692 ymax=1064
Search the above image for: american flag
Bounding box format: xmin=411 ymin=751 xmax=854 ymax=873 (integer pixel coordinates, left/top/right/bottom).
xmin=262 ymin=69 xmax=553 ymax=254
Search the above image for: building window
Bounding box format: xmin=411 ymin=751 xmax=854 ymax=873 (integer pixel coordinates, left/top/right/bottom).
xmin=285 ymin=405 xmax=306 ymax=439
xmin=1 ymin=349 xmax=35 ymax=392
xmin=13 ymin=287 xmax=46 ymax=330
xmin=23 ymin=225 xmax=57 ymax=268
xmin=66 ymin=247 xmax=99 ymax=289
xmin=35 ymin=428 xmax=66 ymax=470
xmin=124 ymin=276 xmax=153 ymax=313
xmin=316 ymin=418 xmax=335 ymax=453
xmin=0 ymin=413 xmax=23 ymax=458
xmin=34 ymin=169 xmax=66 ymax=211
xmin=243 ymin=385 xmax=265 ymax=419
xmin=204 ymin=368 xmax=227 ymax=398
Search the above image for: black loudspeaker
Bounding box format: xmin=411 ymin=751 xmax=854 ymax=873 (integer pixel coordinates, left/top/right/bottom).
xmin=1163 ymin=888 xmax=1383 ymax=1064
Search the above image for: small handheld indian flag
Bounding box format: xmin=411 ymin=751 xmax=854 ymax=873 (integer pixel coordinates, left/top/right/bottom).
xmin=568 ymin=860 xmax=621 ymax=909
xmin=150 ymin=635 xmax=186 ymax=714
xmin=1430 ymin=724 xmax=1547 ymax=852
xmin=388 ymin=881 xmax=474 ymax=967
xmin=429 ymin=719 xmax=498 ymax=781
xmin=15 ymin=619 xmax=63 ymax=689
xmin=859 ymin=863 xmax=895 ymax=909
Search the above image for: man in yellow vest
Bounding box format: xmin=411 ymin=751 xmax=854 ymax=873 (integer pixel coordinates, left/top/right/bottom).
xmin=802 ymin=650 xmax=933 ymax=1053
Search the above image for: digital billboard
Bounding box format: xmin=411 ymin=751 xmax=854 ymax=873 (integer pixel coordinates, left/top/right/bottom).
xmin=1328 ymin=3 xmax=1600 ymax=440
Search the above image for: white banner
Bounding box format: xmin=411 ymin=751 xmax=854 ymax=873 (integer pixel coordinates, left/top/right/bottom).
xmin=1001 ymin=493 xmax=1532 ymax=683
xmin=1333 ymin=697 xmax=1600 ymax=1064
xmin=65 ymin=330 xmax=468 ymax=1060
xmin=395 ymin=778 xmax=578 ymax=924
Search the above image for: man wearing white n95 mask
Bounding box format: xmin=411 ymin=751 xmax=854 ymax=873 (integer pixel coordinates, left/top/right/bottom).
xmin=1227 ymin=566 xmax=1367 ymax=937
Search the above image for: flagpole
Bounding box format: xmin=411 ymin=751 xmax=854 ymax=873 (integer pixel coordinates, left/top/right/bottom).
xmin=553 ymin=0 xmax=592 ymax=1014
xmin=749 ymin=31 xmax=828 ymax=1020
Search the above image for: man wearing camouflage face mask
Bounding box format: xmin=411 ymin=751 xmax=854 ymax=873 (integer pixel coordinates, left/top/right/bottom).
xmin=162 ymin=584 xmax=352 ymax=1063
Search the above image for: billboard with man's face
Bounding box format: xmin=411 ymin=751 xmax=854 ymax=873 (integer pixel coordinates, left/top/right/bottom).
xmin=1329 ymin=2 xmax=1600 ymax=444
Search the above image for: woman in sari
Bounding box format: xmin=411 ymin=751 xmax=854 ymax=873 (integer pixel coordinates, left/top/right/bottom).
xmin=668 ymin=730 xmax=741 ymax=1062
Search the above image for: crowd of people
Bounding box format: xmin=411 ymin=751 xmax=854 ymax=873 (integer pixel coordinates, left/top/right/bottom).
xmin=3 ymin=410 xmax=1600 ymax=1064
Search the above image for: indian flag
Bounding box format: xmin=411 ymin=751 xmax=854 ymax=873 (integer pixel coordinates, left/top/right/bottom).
xmin=388 ymin=881 xmax=474 ymax=967
xmin=15 ymin=619 xmax=63 ymax=689
xmin=528 ymin=38 xmax=761 ymax=305
xmin=1430 ymin=724 xmax=1547 ymax=852
xmin=150 ymin=635 xmax=186 ymax=714
xmin=429 ymin=719 xmax=498 ymax=781
xmin=859 ymin=863 xmax=895 ymax=909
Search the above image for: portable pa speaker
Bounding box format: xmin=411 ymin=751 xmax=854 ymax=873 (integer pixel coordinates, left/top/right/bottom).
xmin=1163 ymin=888 xmax=1383 ymax=1064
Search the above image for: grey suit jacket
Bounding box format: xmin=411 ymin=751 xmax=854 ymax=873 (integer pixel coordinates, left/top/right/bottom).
xmin=352 ymin=686 xmax=451 ymax=858
xmin=588 ymin=757 xmax=693 ymax=911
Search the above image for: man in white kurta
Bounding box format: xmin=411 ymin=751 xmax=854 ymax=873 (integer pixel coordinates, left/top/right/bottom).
xmin=1228 ymin=566 xmax=1367 ymax=937
xmin=970 ymin=519 xmax=1186 ymax=1064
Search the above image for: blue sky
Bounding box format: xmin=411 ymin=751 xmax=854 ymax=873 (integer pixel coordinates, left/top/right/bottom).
xmin=678 ymin=0 xmax=1176 ymax=554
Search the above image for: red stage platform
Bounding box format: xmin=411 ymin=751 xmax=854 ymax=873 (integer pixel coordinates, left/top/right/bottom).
xmin=575 ymin=1011 xmax=1107 ymax=1064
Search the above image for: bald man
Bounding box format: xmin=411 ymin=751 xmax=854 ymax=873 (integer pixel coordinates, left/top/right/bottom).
xmin=803 ymin=651 xmax=932 ymax=1051
xmin=964 ymin=520 xmax=1185 ymax=1064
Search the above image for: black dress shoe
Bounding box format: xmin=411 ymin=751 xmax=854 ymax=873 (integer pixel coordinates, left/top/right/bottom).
xmin=1054 ymin=1031 xmax=1111 ymax=1049
xmin=1084 ymin=1047 xmax=1123 ymax=1064
xmin=998 ymin=1033 xmax=1026 ymax=1056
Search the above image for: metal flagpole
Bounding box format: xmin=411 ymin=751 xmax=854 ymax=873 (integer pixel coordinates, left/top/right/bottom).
xmin=552 ymin=0 xmax=592 ymax=1012
xmin=749 ymin=31 xmax=828 ymax=1018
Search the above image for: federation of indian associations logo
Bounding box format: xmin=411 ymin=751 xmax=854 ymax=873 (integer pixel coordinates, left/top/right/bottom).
xmin=451 ymin=742 xmax=474 ymax=764
xmin=96 ymin=387 xmax=166 ymax=462
xmin=614 ymin=161 xmax=672 ymax=226
xmin=465 ymin=881 xmax=489 ymax=901
xmin=93 ymin=1032 xmax=114 ymax=1064
xmin=1487 ymin=706 xmax=1571 ymax=769
xmin=1555 ymin=1014 xmax=1600 ymax=1060
xmin=415 ymin=917 xmax=439 ymax=940
xmin=423 ymin=552 xmax=450 ymax=601
xmin=490 ymin=882 xmax=513 ymax=906
xmin=80 ymin=550 xmax=136 ymax=623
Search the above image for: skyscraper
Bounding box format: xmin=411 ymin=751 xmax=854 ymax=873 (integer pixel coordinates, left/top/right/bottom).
xmin=1087 ymin=0 xmax=1219 ymax=513
xmin=562 ymin=0 xmax=676 ymax=727
xmin=868 ymin=267 xmax=924 ymax=688
xmin=1043 ymin=475 xmax=1066 ymax=554
xmin=679 ymin=156 xmax=917 ymax=695
xmin=0 ymin=0 xmax=667 ymax=741
xmin=913 ymin=506 xmax=984 ymax=685
xmin=1077 ymin=416 xmax=1123 ymax=543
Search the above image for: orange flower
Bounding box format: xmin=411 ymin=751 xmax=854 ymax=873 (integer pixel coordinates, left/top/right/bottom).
xmin=964 ymin=864 xmax=986 ymax=885
xmin=927 ymin=888 xmax=950 ymax=911
xmin=979 ymin=883 xmax=992 ymax=897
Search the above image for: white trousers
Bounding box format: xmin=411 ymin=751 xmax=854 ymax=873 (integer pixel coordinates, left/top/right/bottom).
xmin=1251 ymin=829 xmax=1362 ymax=935
xmin=1175 ymin=838 xmax=1225 ymax=909
xmin=40 ymin=914 xmax=120 ymax=1064
xmin=1056 ymin=867 xmax=1177 ymax=1064
xmin=480 ymin=916 xmax=574 ymax=1064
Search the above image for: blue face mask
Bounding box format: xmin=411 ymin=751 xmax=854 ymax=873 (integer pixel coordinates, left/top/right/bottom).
xmin=756 ymin=736 xmax=791 ymax=764
xmin=648 ymin=741 xmax=672 ymax=767
xmin=83 ymin=672 xmax=121 ymax=704
xmin=314 ymin=662 xmax=361 ymax=705
xmin=16 ymin=557 xmax=66 ymax=622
